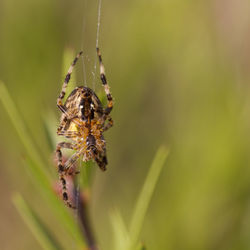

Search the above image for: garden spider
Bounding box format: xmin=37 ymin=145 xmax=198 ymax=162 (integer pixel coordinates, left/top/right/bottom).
xmin=56 ymin=48 xmax=113 ymax=208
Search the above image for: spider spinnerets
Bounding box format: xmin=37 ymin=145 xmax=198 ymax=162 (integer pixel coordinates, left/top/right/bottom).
xmin=56 ymin=48 xmax=113 ymax=208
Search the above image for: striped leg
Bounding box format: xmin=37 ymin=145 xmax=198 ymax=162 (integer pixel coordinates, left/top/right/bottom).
xmin=57 ymin=130 xmax=80 ymax=137
xmin=56 ymin=142 xmax=76 ymax=209
xmin=96 ymin=48 xmax=113 ymax=115
xmin=57 ymin=51 xmax=83 ymax=114
xmin=57 ymin=117 xmax=83 ymax=135
xmin=102 ymin=116 xmax=113 ymax=132
xmin=64 ymin=151 xmax=82 ymax=173
xmin=93 ymin=149 xmax=108 ymax=171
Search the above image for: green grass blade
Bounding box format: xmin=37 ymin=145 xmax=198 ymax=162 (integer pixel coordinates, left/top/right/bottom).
xmin=42 ymin=110 xmax=59 ymax=153
xmin=13 ymin=193 xmax=62 ymax=250
xmin=0 ymin=81 xmax=50 ymax=180
xmin=80 ymin=160 xmax=95 ymax=189
xmin=129 ymin=145 xmax=169 ymax=249
xmin=110 ymin=209 xmax=130 ymax=250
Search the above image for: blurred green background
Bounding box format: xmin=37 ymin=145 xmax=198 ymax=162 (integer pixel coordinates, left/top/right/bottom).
xmin=1 ymin=0 xmax=250 ymax=249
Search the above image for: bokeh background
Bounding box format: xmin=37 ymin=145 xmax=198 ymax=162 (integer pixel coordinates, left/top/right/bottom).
xmin=1 ymin=0 xmax=250 ymax=249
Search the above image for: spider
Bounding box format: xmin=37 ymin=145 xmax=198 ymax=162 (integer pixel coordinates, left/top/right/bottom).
xmin=55 ymin=48 xmax=113 ymax=208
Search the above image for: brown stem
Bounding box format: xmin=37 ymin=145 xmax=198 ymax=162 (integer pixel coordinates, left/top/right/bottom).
xmin=74 ymin=186 xmax=98 ymax=250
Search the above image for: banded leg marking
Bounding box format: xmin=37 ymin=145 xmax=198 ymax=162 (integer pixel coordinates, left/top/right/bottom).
xmin=102 ymin=116 xmax=113 ymax=132
xmin=56 ymin=142 xmax=76 ymax=208
xmin=63 ymin=151 xmax=82 ymax=173
xmin=96 ymin=48 xmax=113 ymax=115
xmin=57 ymin=51 xmax=83 ymax=112
xmin=93 ymin=149 xmax=108 ymax=171
xmin=57 ymin=130 xmax=80 ymax=137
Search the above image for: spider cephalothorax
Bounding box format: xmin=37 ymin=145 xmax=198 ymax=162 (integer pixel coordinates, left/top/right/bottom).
xmin=56 ymin=48 xmax=113 ymax=208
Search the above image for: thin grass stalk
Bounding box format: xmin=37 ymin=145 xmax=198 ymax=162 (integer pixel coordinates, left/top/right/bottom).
xmin=13 ymin=193 xmax=62 ymax=250
xmin=129 ymin=146 xmax=169 ymax=249
xmin=0 ymin=81 xmax=50 ymax=180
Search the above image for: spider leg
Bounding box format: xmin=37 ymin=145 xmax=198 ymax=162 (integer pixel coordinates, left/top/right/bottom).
xmin=102 ymin=116 xmax=113 ymax=132
xmin=96 ymin=48 xmax=113 ymax=115
xmin=91 ymin=147 xmax=107 ymax=171
xmin=57 ymin=51 xmax=83 ymax=114
xmin=57 ymin=116 xmax=83 ymax=136
xmin=64 ymin=151 xmax=82 ymax=173
xmin=56 ymin=142 xmax=77 ymax=209
xmin=57 ymin=129 xmax=80 ymax=137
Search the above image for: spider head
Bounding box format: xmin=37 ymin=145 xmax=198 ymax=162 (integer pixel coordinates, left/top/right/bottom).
xmin=79 ymin=97 xmax=95 ymax=121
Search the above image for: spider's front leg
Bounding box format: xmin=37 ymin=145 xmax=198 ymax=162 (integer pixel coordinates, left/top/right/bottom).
xmin=57 ymin=51 xmax=83 ymax=115
xmin=56 ymin=142 xmax=78 ymax=209
xmin=97 ymin=48 xmax=113 ymax=116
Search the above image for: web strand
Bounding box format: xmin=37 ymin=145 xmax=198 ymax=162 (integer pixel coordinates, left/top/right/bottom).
xmin=92 ymin=0 xmax=102 ymax=90
xmin=80 ymin=0 xmax=88 ymax=87
xmin=95 ymin=0 xmax=102 ymax=49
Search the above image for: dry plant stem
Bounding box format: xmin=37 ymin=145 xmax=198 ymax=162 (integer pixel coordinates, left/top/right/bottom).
xmin=74 ymin=187 xmax=98 ymax=250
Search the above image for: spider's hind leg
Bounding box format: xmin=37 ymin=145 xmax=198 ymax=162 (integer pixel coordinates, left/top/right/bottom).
xmin=56 ymin=142 xmax=77 ymax=209
xmin=92 ymin=147 xmax=108 ymax=171
xmin=102 ymin=116 xmax=113 ymax=132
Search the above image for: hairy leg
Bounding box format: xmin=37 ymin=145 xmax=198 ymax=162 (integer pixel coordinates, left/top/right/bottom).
xmin=57 ymin=51 xmax=83 ymax=115
xmin=56 ymin=142 xmax=76 ymax=208
xmin=96 ymin=48 xmax=113 ymax=115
